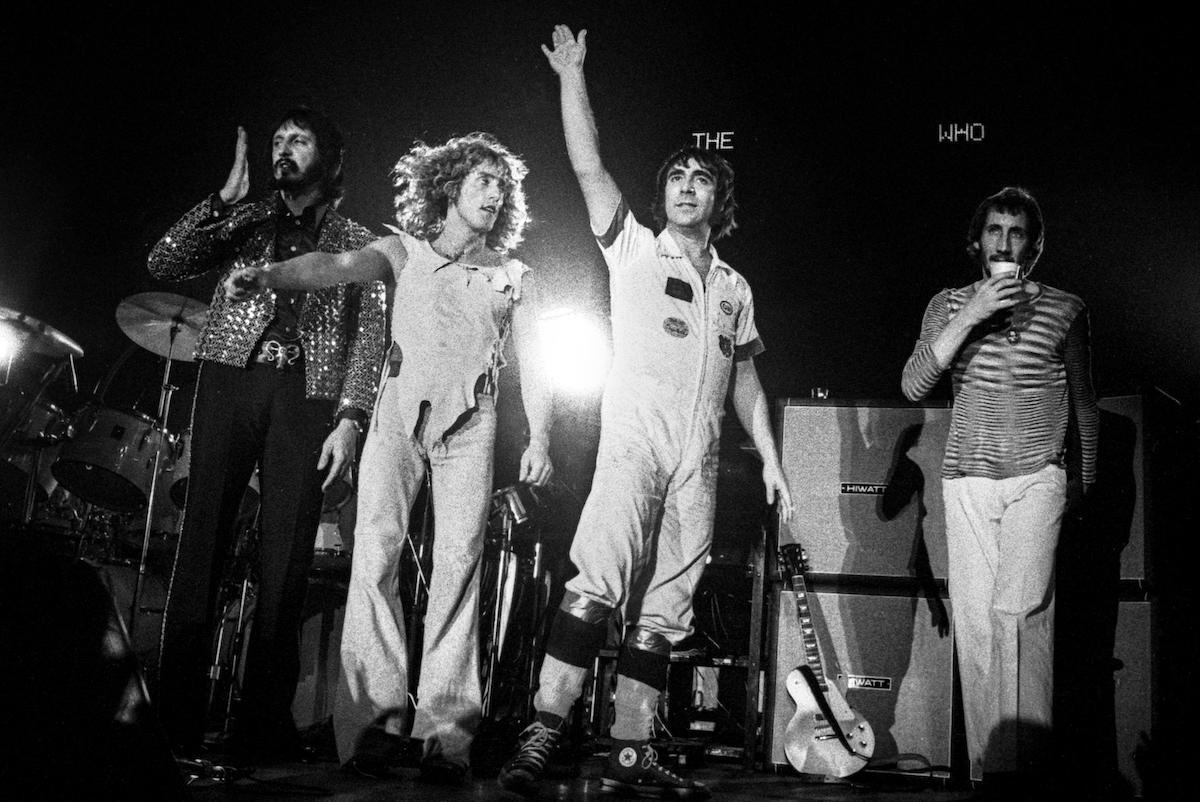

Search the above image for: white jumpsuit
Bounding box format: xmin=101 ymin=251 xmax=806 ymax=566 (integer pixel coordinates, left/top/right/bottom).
xmin=564 ymin=200 xmax=762 ymax=643
xmin=334 ymin=230 xmax=527 ymax=767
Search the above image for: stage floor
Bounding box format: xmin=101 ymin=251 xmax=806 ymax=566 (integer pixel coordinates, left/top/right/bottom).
xmin=182 ymin=756 xmax=978 ymax=801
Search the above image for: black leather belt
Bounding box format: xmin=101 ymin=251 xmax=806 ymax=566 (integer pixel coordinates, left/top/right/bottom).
xmin=254 ymin=339 xmax=304 ymax=371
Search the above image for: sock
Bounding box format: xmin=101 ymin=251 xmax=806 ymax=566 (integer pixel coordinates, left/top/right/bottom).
xmin=533 ymin=655 xmax=589 ymax=721
xmin=609 ymin=675 xmax=659 ymax=742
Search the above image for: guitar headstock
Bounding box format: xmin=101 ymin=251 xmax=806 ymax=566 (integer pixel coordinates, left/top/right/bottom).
xmin=779 ymin=542 xmax=809 ymax=578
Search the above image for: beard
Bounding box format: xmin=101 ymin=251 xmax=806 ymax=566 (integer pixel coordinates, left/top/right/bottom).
xmin=271 ymin=155 xmax=325 ymax=195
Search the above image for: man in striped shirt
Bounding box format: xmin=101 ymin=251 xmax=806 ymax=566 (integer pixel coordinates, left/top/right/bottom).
xmin=902 ymin=186 xmax=1097 ymax=790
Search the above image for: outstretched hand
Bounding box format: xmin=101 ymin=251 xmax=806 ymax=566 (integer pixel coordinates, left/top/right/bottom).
xmin=219 ymin=126 xmax=250 ymax=205
xmin=541 ymin=24 xmax=587 ymax=75
xmin=223 ymin=264 xmax=267 ymax=301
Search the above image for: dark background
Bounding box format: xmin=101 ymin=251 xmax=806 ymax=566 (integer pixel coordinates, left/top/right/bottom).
xmin=3 ymin=3 xmax=1195 ymax=792
xmin=4 ymin=3 xmax=1196 ymax=427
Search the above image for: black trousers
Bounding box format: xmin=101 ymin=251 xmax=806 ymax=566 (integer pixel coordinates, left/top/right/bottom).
xmin=156 ymin=359 xmax=335 ymax=752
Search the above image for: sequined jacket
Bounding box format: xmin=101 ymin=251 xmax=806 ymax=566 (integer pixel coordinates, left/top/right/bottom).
xmin=147 ymin=195 xmax=387 ymax=417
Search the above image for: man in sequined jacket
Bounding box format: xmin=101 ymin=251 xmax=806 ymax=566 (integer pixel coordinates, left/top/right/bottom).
xmin=147 ymin=107 xmax=387 ymax=763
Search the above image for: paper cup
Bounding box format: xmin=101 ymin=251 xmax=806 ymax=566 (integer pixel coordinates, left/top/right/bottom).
xmin=988 ymin=260 xmax=1019 ymax=279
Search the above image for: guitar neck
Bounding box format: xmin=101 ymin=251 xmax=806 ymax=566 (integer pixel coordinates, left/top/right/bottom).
xmin=789 ymin=573 xmax=830 ymax=692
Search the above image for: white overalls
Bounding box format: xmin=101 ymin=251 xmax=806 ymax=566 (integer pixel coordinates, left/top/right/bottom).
xmin=334 ymin=231 xmax=526 ymax=767
xmin=564 ymin=201 xmax=762 ymax=643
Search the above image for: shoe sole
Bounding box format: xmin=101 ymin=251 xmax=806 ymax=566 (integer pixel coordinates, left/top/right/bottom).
xmin=600 ymin=777 xmax=709 ymax=799
xmin=498 ymin=769 xmax=537 ymax=792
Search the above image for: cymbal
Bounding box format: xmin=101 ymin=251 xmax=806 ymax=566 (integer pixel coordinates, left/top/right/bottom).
xmin=116 ymin=292 xmax=208 ymax=362
xmin=0 ymin=305 xmax=85 ymax=359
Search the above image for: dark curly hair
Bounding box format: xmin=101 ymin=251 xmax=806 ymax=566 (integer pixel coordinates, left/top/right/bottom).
xmin=391 ymin=132 xmax=529 ymax=253
xmin=651 ymin=147 xmax=738 ymax=242
xmin=966 ymin=186 xmax=1045 ymax=272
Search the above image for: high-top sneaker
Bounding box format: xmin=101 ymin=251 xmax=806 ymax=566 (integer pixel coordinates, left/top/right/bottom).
xmin=601 ymin=739 xmax=710 ymax=799
xmin=497 ymin=712 xmax=565 ymax=792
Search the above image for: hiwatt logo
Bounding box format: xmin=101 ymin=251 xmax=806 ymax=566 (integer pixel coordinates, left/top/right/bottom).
xmin=845 ymin=675 xmax=891 ymax=691
xmin=840 ymin=483 xmax=887 ymax=495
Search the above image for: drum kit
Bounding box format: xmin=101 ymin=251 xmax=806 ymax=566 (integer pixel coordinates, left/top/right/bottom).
xmin=1 ymin=293 xmax=212 ymax=631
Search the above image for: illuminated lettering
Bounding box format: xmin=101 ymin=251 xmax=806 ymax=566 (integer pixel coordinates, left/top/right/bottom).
xmin=691 ymin=131 xmax=735 ymax=150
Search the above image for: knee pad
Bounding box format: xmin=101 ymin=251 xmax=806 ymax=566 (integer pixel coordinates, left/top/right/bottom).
xmin=544 ymin=592 xmax=611 ymax=668
xmin=616 ymin=627 xmax=671 ymax=692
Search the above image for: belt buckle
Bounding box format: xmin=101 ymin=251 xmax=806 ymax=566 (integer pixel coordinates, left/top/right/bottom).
xmin=262 ymin=340 xmax=299 ymax=370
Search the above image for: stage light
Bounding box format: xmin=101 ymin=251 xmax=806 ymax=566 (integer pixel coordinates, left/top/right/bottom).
xmin=537 ymin=307 xmax=611 ymax=396
xmin=0 ymin=324 xmax=18 ymax=360
xmin=0 ymin=324 xmax=20 ymax=384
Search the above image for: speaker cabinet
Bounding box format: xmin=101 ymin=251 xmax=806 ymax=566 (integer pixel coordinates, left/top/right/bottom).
xmin=1113 ymin=599 xmax=1152 ymax=797
xmin=766 ymin=586 xmax=956 ymax=773
xmin=1094 ymin=395 xmax=1147 ymax=581
xmin=777 ymin=400 xmax=952 ymax=580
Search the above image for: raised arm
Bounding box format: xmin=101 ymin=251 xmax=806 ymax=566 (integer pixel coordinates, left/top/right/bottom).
xmin=511 ymin=271 xmax=554 ymax=487
xmin=542 ymin=25 xmax=621 ymax=234
xmin=224 ymin=235 xmax=402 ymax=300
xmin=901 ymin=277 xmax=1021 ymax=400
xmin=148 ymin=127 xmax=271 ymax=281
xmin=730 ymin=357 xmax=793 ymax=523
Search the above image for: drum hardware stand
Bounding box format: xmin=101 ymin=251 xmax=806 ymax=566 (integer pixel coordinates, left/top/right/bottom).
xmin=523 ymin=532 xmax=549 ymax=720
xmin=482 ymin=487 xmax=520 ymax=719
xmin=210 ymin=563 xmax=256 ymax=740
xmin=128 ymin=322 xmax=183 ymax=638
xmin=208 ymin=506 xmax=262 ymax=741
xmin=5 ymin=353 xmax=74 ymax=525
xmin=481 ymin=485 xmax=550 ymax=722
xmin=19 ymin=443 xmax=46 ymax=525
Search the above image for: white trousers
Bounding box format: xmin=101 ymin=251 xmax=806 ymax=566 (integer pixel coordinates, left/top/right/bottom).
xmin=943 ymin=464 xmax=1065 ymax=780
xmin=564 ymin=436 xmax=718 ymax=644
xmin=333 ymin=376 xmax=495 ymax=767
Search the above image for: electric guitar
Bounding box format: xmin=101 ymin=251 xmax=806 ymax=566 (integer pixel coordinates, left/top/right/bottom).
xmin=779 ymin=543 xmax=875 ymax=778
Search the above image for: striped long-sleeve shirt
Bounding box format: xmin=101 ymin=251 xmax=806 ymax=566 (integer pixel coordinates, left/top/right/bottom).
xmin=902 ymin=282 xmax=1098 ymax=484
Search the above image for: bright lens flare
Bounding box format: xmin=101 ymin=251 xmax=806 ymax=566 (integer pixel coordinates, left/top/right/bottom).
xmin=0 ymin=325 xmax=20 ymax=364
xmin=537 ymin=308 xmax=610 ymax=396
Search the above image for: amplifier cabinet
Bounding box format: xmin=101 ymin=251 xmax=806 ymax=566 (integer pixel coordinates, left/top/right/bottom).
xmin=765 ymin=585 xmax=956 ymax=773
xmin=777 ymin=399 xmax=952 ymax=580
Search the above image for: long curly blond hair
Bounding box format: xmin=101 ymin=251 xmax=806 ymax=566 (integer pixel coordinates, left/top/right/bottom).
xmin=391 ymin=132 xmax=529 ymax=253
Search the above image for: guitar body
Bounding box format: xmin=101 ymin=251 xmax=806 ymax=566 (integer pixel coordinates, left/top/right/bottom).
xmin=783 ymin=664 xmax=876 ymax=778
xmin=776 ymin=542 xmax=876 ymax=780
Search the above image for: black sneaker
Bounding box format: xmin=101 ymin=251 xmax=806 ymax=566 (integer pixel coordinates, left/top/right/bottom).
xmin=601 ymin=739 xmax=709 ymax=799
xmin=420 ymin=755 xmax=468 ymax=785
xmin=497 ymin=712 xmax=565 ymax=792
xmin=343 ymin=727 xmax=420 ymax=780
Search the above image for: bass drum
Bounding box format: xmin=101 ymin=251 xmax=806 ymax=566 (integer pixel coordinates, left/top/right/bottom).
xmin=51 ymin=405 xmax=173 ymax=512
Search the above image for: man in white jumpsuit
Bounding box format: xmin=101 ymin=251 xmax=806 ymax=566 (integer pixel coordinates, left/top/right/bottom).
xmin=499 ymin=26 xmax=792 ymax=799
xmin=226 ymin=133 xmax=553 ymax=783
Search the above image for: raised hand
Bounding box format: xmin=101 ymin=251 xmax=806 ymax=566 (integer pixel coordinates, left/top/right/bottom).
xmin=219 ymin=126 xmax=250 ymax=205
xmin=223 ymin=263 xmax=267 ymax=301
xmin=541 ymin=24 xmax=587 ymax=75
xmin=961 ymin=275 xmax=1022 ymax=326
